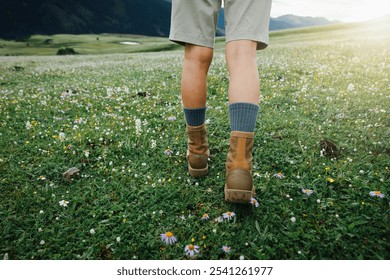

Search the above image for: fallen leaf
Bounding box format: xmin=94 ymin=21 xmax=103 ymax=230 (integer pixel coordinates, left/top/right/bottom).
xmin=63 ymin=167 xmax=80 ymax=181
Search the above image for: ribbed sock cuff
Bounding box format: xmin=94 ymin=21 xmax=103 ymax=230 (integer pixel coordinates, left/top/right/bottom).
xmin=229 ymin=102 xmax=259 ymax=132
xmin=183 ymin=107 xmax=206 ymax=126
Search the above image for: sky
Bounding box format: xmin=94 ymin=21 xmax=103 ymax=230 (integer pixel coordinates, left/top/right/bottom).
xmin=269 ymin=0 xmax=390 ymax=22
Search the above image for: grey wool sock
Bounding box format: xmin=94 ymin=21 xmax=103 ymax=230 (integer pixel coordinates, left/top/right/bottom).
xmin=229 ymin=102 xmax=259 ymax=132
xmin=183 ymin=107 xmax=206 ymax=126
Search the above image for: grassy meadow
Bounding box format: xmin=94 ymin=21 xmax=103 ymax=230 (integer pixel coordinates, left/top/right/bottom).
xmin=0 ymin=33 xmax=181 ymax=56
xmin=0 ymin=20 xmax=389 ymax=260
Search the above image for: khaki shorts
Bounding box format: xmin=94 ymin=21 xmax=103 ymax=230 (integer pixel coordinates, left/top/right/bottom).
xmin=169 ymin=0 xmax=272 ymax=50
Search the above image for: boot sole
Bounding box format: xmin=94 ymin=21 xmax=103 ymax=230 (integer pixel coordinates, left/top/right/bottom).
xmin=189 ymin=165 xmax=208 ymax=177
xmin=187 ymin=149 xmax=210 ymax=178
xmin=224 ymin=184 xmax=255 ymax=204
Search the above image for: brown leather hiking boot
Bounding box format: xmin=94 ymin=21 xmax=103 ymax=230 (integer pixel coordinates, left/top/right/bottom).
xmin=225 ymin=131 xmax=256 ymax=203
xmin=186 ymin=124 xmax=210 ymax=177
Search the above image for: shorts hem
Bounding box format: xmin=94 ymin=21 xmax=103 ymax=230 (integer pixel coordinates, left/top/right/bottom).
xmin=226 ymin=33 xmax=269 ymax=50
xmin=169 ymin=32 xmax=215 ymax=49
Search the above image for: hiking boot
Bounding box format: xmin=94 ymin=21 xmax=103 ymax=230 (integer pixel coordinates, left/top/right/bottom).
xmin=186 ymin=124 xmax=210 ymax=177
xmin=225 ymin=131 xmax=255 ymax=203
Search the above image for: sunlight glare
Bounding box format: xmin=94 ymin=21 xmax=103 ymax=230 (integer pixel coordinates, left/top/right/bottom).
xmin=347 ymin=0 xmax=390 ymax=22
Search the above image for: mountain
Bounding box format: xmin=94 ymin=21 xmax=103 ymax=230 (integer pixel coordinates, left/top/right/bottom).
xmin=0 ymin=0 xmax=172 ymax=39
xmin=216 ymin=13 xmax=335 ymax=35
xmin=271 ymin=14 xmax=335 ymax=29
xmin=0 ymin=0 xmax=335 ymax=39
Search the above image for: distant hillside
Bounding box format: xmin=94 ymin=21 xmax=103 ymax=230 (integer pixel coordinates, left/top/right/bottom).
xmin=273 ymin=14 xmax=335 ymax=29
xmin=216 ymin=13 xmax=336 ymax=35
xmin=0 ymin=0 xmax=172 ymax=39
xmin=0 ymin=0 xmax=335 ymax=39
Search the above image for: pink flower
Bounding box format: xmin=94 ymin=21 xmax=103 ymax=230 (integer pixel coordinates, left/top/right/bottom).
xmin=184 ymin=244 xmax=199 ymax=257
xmin=222 ymin=246 xmax=231 ymax=253
xmin=302 ymin=189 xmax=314 ymax=196
xmin=249 ymin=197 xmax=259 ymax=207
xmin=164 ymin=148 xmax=173 ymax=156
xmin=222 ymin=211 xmax=235 ymax=220
xmin=369 ymin=191 xmax=385 ymax=198
xmin=200 ymin=213 xmax=209 ymax=220
xmin=160 ymin=231 xmax=177 ymax=245
xmin=274 ymin=172 xmax=285 ymax=179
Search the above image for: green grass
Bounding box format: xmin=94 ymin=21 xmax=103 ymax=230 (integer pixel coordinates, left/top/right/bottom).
xmin=0 ymin=21 xmax=389 ymax=260
xmin=0 ymin=34 xmax=181 ymax=56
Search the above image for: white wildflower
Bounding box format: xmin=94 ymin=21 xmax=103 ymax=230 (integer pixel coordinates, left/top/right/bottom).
xmin=135 ymin=119 xmax=142 ymax=136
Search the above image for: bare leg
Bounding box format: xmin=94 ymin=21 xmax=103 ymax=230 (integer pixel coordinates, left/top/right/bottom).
xmin=181 ymin=44 xmax=213 ymax=177
xmin=224 ymin=40 xmax=259 ymax=203
xmin=181 ymin=44 xmax=214 ymax=108
xmin=225 ymin=40 xmax=259 ymax=105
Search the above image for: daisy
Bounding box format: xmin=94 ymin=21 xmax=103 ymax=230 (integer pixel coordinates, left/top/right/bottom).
xmin=369 ymin=191 xmax=385 ymax=198
xmin=160 ymin=231 xmax=177 ymax=245
xmin=184 ymin=244 xmax=199 ymax=257
xmin=59 ymin=200 xmax=69 ymax=207
xmin=222 ymin=211 xmax=235 ymax=220
xmin=167 ymin=116 xmax=176 ymax=121
xmin=38 ymin=175 xmax=46 ymax=181
xmin=200 ymin=213 xmax=209 ymax=220
xmin=273 ymin=172 xmax=285 ymax=179
xmin=302 ymin=189 xmax=314 ymax=196
xmin=250 ymin=197 xmax=259 ymax=207
xmin=164 ymin=148 xmax=173 ymax=156
xmin=222 ymin=246 xmax=231 ymax=253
